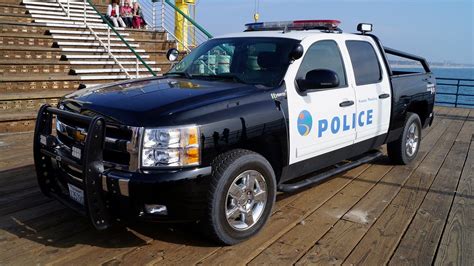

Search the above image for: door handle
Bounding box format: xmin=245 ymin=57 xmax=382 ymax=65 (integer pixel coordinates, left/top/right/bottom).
xmin=379 ymin=93 xmax=390 ymax=99
xmin=339 ymin=100 xmax=354 ymax=107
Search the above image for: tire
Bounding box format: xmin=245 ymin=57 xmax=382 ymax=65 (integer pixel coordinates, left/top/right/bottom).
xmin=204 ymin=149 xmax=276 ymax=245
xmin=387 ymin=112 xmax=422 ymax=165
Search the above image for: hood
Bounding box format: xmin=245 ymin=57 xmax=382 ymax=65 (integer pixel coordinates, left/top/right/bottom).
xmin=60 ymin=77 xmax=261 ymax=126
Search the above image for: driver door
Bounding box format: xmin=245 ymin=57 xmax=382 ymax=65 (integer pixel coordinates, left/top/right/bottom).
xmin=286 ymin=38 xmax=357 ymax=165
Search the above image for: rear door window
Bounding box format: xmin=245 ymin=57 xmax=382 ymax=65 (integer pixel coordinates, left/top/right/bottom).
xmin=346 ymin=41 xmax=382 ymax=85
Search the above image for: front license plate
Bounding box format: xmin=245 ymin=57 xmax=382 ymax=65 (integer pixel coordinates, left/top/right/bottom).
xmin=68 ymin=183 xmax=84 ymax=205
xmin=71 ymin=146 xmax=82 ymax=160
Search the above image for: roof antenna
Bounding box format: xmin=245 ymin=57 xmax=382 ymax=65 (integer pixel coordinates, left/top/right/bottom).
xmin=253 ymin=0 xmax=260 ymax=22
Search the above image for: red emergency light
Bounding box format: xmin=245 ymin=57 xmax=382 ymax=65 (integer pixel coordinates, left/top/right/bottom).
xmin=245 ymin=20 xmax=341 ymax=32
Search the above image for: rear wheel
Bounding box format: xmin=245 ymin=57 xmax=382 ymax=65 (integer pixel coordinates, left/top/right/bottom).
xmin=204 ymin=149 xmax=276 ymax=245
xmin=387 ymin=112 xmax=421 ymax=164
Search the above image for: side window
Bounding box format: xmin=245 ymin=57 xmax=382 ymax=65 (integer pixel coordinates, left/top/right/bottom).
xmin=296 ymin=40 xmax=347 ymax=88
xmin=346 ymin=41 xmax=382 ymax=85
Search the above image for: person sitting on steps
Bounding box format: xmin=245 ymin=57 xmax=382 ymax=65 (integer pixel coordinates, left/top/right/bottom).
xmin=106 ymin=0 xmax=126 ymax=28
xmin=120 ymin=0 xmax=133 ymax=28
xmin=132 ymin=2 xmax=146 ymax=29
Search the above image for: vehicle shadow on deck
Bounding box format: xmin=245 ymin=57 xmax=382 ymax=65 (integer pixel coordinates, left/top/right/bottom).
xmin=0 ymin=166 xmax=222 ymax=250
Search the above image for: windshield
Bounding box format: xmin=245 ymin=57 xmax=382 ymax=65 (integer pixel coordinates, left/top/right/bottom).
xmin=167 ymin=37 xmax=300 ymax=87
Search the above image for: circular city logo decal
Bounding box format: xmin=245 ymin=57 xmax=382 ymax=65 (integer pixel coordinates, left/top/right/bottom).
xmin=297 ymin=110 xmax=312 ymax=136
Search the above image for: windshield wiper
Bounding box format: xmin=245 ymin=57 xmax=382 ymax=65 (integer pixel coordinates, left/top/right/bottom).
xmin=165 ymin=72 xmax=192 ymax=79
xmin=192 ymin=74 xmax=247 ymax=84
xmin=216 ymin=73 xmax=246 ymax=84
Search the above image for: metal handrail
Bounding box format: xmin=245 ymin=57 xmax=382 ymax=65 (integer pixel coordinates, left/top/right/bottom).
xmin=85 ymin=0 xmax=157 ymax=76
xmin=57 ymin=0 xmax=132 ymax=78
xmin=138 ymin=0 xmax=212 ymax=51
xmin=56 ymin=0 xmax=157 ymax=78
xmin=435 ymin=77 xmax=474 ymax=108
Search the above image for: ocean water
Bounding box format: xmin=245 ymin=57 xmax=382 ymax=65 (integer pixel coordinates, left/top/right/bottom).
xmin=395 ymin=67 xmax=474 ymax=108
xmin=432 ymin=67 xmax=474 ymax=80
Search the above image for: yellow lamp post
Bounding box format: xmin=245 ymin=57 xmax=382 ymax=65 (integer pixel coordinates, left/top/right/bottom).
xmin=174 ymin=0 xmax=195 ymax=51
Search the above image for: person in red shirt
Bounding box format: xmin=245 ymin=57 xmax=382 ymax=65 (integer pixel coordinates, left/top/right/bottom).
xmin=120 ymin=0 xmax=133 ymax=28
xmin=106 ymin=0 xmax=126 ymax=28
xmin=132 ymin=2 xmax=146 ymax=29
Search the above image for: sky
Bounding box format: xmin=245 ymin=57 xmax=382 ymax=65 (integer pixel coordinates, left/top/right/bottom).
xmin=194 ymin=0 xmax=474 ymax=65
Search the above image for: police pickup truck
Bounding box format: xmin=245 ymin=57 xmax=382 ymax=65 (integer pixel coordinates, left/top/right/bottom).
xmin=34 ymin=20 xmax=436 ymax=245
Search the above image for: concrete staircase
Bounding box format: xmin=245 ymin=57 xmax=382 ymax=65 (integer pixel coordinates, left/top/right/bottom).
xmin=0 ymin=0 xmax=175 ymax=133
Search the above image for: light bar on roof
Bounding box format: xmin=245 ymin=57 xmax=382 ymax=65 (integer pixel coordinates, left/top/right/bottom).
xmin=245 ymin=20 xmax=341 ymax=32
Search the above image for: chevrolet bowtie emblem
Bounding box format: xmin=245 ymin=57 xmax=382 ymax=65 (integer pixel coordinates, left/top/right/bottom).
xmin=73 ymin=130 xmax=86 ymax=142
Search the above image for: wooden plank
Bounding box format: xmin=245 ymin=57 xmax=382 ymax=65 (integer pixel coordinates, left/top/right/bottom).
xmin=389 ymin=110 xmax=474 ymax=265
xmin=169 ymin=165 xmax=372 ymax=265
xmin=341 ymin=109 xmax=457 ymax=225
xmin=0 ymin=178 xmax=38 ymax=195
xmin=0 ymin=190 xmax=50 ymax=216
xmin=295 ymin=109 xmax=458 ymax=265
xmin=98 ymin=222 xmax=225 ymax=265
xmin=423 ymin=106 xmax=450 ymax=136
xmin=248 ymin=163 xmax=393 ymax=265
xmin=0 ymin=201 xmax=64 ymax=231
xmin=296 ymin=219 xmax=368 ymax=265
xmin=342 ymin=108 xmax=469 ymax=265
xmin=389 ymin=144 xmax=469 ymax=264
xmin=101 ymin=233 xmax=185 ymax=265
xmin=56 ymin=165 xmax=371 ymax=265
xmin=0 ymin=165 xmax=35 ymax=185
xmin=0 ymin=202 xmax=67 ymax=252
xmin=435 ymin=116 xmax=474 ymax=265
xmin=0 ymin=186 xmax=40 ymax=205
xmin=2 ymin=220 xmax=153 ymax=265
xmin=295 ymin=124 xmax=457 ymax=266
xmin=0 ymin=215 xmax=90 ymax=262
xmin=0 ymin=133 xmax=33 ymax=171
xmin=34 ymin=178 xmax=313 ymax=265
xmin=44 ymin=230 xmax=151 ymax=266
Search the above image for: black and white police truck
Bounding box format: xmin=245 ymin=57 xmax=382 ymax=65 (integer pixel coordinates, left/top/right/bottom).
xmin=34 ymin=20 xmax=436 ymax=245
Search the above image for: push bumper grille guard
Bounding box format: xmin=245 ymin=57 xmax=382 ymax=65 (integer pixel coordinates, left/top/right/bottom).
xmin=33 ymin=104 xmax=112 ymax=230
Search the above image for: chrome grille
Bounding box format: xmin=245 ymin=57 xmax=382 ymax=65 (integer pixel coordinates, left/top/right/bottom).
xmin=55 ymin=117 xmax=139 ymax=173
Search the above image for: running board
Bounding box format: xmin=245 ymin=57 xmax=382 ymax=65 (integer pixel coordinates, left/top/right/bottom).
xmin=277 ymin=150 xmax=383 ymax=193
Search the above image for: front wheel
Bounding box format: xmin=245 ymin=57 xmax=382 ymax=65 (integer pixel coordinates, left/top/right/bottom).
xmin=204 ymin=149 xmax=276 ymax=245
xmin=387 ymin=112 xmax=422 ymax=164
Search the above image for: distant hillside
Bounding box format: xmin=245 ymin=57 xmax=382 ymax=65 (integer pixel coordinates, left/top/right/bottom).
xmin=389 ymin=60 xmax=474 ymax=68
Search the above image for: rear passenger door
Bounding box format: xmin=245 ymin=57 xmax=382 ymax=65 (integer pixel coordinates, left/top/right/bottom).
xmin=345 ymin=39 xmax=392 ymax=144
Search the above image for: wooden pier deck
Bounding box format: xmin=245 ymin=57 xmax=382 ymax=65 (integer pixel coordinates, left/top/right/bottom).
xmin=0 ymin=106 xmax=473 ymax=265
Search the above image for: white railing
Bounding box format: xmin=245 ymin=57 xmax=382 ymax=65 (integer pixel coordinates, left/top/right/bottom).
xmin=138 ymin=0 xmax=212 ymax=52
xmin=55 ymin=0 xmax=155 ymax=78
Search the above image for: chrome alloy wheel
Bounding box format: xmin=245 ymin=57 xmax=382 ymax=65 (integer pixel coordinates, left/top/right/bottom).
xmin=225 ymin=170 xmax=267 ymax=231
xmin=406 ymin=122 xmax=420 ymax=157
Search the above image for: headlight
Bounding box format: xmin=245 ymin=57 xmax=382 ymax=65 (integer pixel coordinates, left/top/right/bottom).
xmin=141 ymin=126 xmax=200 ymax=168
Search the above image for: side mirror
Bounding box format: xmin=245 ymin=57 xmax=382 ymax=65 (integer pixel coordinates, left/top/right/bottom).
xmin=166 ymin=48 xmax=179 ymax=62
xmin=290 ymin=44 xmax=304 ymax=61
xmin=297 ymin=69 xmax=339 ymax=91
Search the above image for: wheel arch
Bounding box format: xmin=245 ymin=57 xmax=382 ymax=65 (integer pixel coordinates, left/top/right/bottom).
xmin=239 ymin=135 xmax=288 ymax=183
xmin=406 ymin=100 xmax=430 ymax=127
